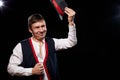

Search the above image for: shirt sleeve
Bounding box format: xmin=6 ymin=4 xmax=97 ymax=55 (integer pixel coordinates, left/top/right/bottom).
xmin=7 ymin=43 xmax=33 ymax=76
xmin=53 ymin=24 xmax=77 ymax=51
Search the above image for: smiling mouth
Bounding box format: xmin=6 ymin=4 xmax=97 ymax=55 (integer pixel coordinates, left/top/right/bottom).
xmin=38 ymin=33 xmax=45 ymax=36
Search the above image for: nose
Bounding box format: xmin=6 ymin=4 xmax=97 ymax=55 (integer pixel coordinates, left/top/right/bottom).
xmin=39 ymin=27 xmax=44 ymax=32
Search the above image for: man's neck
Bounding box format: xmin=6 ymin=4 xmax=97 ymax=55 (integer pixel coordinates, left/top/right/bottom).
xmin=32 ymin=36 xmax=44 ymax=44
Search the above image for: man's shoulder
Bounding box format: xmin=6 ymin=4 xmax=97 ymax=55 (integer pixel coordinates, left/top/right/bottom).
xmin=45 ymin=37 xmax=54 ymax=42
xmin=20 ymin=38 xmax=30 ymax=43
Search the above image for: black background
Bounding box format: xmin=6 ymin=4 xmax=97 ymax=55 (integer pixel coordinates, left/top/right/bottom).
xmin=0 ymin=0 xmax=117 ymax=79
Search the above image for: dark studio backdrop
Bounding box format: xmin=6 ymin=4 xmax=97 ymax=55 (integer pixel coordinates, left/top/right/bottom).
xmin=0 ymin=0 xmax=115 ymax=79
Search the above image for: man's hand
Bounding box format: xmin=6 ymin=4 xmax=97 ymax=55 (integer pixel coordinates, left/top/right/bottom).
xmin=64 ymin=7 xmax=76 ymax=26
xmin=32 ymin=63 xmax=44 ymax=75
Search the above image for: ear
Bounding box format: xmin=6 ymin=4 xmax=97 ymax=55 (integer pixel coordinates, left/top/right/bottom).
xmin=28 ymin=28 xmax=32 ymax=33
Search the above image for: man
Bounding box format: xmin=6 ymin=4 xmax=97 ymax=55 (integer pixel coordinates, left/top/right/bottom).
xmin=7 ymin=7 xmax=77 ymax=80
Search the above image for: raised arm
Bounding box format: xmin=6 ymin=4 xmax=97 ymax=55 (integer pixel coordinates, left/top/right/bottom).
xmin=53 ymin=7 xmax=77 ymax=51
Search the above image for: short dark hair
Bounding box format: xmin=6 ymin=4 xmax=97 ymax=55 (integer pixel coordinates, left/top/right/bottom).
xmin=28 ymin=13 xmax=45 ymax=28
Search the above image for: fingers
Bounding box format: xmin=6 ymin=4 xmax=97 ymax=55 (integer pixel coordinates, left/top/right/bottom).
xmin=37 ymin=63 xmax=44 ymax=72
xmin=37 ymin=63 xmax=43 ymax=67
xmin=32 ymin=63 xmax=44 ymax=75
xmin=64 ymin=7 xmax=76 ymax=16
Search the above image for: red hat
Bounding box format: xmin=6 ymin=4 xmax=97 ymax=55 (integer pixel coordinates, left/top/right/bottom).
xmin=50 ymin=0 xmax=68 ymax=20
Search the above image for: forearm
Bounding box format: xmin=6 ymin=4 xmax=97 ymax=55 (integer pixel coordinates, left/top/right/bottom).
xmin=7 ymin=64 xmax=32 ymax=76
xmin=68 ymin=24 xmax=77 ymax=45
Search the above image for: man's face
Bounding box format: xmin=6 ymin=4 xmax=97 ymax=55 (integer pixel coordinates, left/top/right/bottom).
xmin=29 ymin=20 xmax=47 ymax=41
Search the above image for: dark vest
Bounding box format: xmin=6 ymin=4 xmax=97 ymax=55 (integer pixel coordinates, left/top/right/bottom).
xmin=10 ymin=37 xmax=60 ymax=80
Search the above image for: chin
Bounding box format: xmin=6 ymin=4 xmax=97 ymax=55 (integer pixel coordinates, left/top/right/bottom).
xmin=38 ymin=37 xmax=45 ymax=40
